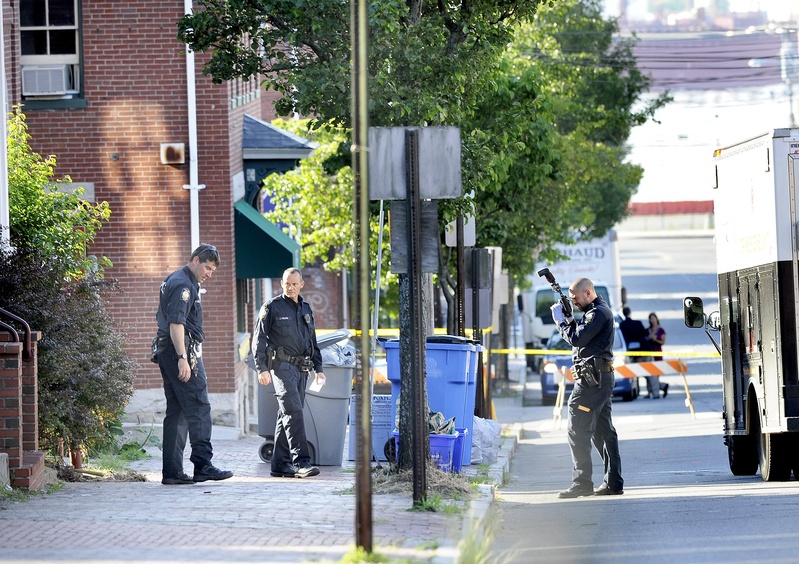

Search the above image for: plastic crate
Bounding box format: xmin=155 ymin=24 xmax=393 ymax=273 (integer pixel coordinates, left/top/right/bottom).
xmin=392 ymin=431 xmax=459 ymax=473
xmin=452 ymin=427 xmax=468 ymax=473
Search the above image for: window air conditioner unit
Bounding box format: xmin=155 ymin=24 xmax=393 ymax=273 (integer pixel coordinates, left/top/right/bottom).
xmin=21 ymin=65 xmax=70 ymax=96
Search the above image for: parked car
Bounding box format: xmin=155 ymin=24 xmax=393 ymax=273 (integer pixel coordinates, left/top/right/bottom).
xmin=539 ymin=326 xmax=640 ymax=405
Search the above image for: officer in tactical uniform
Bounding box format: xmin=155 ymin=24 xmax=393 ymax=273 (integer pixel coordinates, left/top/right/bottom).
xmin=551 ymin=277 xmax=624 ymax=498
xmin=252 ymin=267 xmax=324 ymax=478
xmin=154 ymin=243 xmax=233 ymax=485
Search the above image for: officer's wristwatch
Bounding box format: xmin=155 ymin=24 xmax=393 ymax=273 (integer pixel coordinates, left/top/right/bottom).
xmin=178 ymin=353 xmax=187 ymax=360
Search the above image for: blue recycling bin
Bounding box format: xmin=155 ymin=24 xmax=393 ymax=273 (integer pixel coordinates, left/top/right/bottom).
xmin=381 ymin=336 xmax=478 ymax=465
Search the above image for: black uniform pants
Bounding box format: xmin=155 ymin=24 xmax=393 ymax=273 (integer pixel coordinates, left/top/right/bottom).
xmin=567 ymin=371 xmax=624 ymax=491
xmin=158 ymin=343 xmax=213 ymax=477
xmin=271 ymin=361 xmax=312 ymax=471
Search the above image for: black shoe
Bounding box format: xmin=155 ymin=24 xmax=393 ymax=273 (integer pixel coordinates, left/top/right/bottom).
xmin=162 ymin=472 xmax=195 ymax=485
xmin=295 ymin=464 xmax=320 ymax=478
xmin=662 ymin=383 xmax=669 ymax=398
xmin=193 ymin=465 xmax=233 ymax=482
xmin=558 ymin=484 xmax=594 ymax=499
xmin=270 ymin=465 xmax=297 ymax=478
xmin=594 ymin=483 xmax=624 ymax=496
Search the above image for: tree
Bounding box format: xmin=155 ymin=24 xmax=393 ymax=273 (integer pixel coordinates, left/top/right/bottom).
xmin=178 ymin=0 xmax=667 ymax=288
xmin=7 ymin=106 xmax=111 ymax=279
xmin=1 ymin=108 xmax=134 ymax=459
xmin=178 ymin=0 xmax=546 ymax=126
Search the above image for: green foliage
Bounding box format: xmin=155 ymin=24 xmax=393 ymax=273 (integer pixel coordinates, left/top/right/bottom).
xmin=7 ymin=106 xmax=112 ymax=279
xmin=261 ymin=118 xmax=395 ymax=287
xmin=178 ymin=0 xmax=544 ymax=127
xmin=0 ymin=246 xmax=136 ymax=453
xmin=338 ymin=547 xmax=389 ymax=563
xmin=467 ymin=0 xmax=671 ymax=284
xmin=2 ymin=107 xmax=134 ymax=454
xmin=178 ymin=0 xmax=670 ymax=289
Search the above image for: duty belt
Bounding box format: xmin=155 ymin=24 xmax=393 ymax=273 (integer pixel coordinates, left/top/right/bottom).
xmin=275 ymin=347 xmax=313 ymax=371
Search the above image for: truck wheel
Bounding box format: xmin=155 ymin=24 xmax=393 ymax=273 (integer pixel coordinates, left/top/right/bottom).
xmin=727 ymin=435 xmax=757 ymax=476
xmin=758 ymin=431 xmax=791 ymax=481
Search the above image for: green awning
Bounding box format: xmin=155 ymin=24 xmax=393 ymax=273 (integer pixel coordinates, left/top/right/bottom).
xmin=234 ymin=199 xmax=301 ymax=279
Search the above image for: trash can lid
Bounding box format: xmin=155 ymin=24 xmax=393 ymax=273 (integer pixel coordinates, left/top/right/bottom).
xmin=426 ymin=335 xmax=477 ymax=345
xmin=317 ymin=328 xmax=353 ymax=350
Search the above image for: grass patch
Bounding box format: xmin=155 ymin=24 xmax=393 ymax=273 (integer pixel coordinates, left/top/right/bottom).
xmin=0 ymin=478 xmax=63 ymax=510
xmin=338 ymin=546 xmax=389 ymax=563
xmin=458 ymin=504 xmax=516 ymax=564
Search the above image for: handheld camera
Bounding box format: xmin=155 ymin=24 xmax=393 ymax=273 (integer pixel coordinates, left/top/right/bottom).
xmin=537 ymin=268 xmax=573 ymax=318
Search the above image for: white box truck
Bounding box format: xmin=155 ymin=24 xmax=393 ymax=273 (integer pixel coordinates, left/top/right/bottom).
xmin=517 ymin=230 xmax=624 ymax=368
xmin=684 ymin=128 xmax=799 ymax=481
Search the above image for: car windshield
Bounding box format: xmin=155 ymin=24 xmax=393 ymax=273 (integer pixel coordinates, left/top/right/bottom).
xmin=548 ymin=329 xmax=624 ymax=352
xmin=547 ymin=335 xmax=572 ymax=351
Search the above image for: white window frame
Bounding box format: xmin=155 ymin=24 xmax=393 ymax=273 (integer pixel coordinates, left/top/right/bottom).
xmin=20 ymin=0 xmax=81 ymax=97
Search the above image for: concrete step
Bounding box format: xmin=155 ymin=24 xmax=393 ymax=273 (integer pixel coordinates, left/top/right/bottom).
xmin=14 ymin=451 xmax=46 ymax=491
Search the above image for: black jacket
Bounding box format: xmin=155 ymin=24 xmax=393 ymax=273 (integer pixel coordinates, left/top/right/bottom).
xmin=251 ymin=294 xmax=323 ymax=373
xmin=556 ymin=296 xmax=614 ymax=368
xmin=155 ymin=265 xmax=204 ymax=342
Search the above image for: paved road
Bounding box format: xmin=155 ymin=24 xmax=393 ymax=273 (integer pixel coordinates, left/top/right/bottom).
xmin=490 ymin=368 xmax=799 ymax=563
xmin=486 ymin=230 xmax=799 ymax=562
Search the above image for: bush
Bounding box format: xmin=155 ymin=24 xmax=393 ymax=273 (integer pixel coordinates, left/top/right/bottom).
xmin=0 ymin=242 xmax=136 ymax=454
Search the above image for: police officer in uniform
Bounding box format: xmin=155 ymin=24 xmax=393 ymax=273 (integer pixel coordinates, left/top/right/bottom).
xmin=154 ymin=243 xmax=233 ymax=485
xmin=551 ymin=277 xmax=624 ymax=498
xmin=252 ymin=267 xmax=324 ymax=478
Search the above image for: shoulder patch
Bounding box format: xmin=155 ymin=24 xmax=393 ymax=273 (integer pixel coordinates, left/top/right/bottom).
xmin=584 ymin=311 xmax=595 ymax=323
xmin=181 ymin=288 xmax=191 ymax=302
xmin=260 ymin=306 xmax=268 ymax=319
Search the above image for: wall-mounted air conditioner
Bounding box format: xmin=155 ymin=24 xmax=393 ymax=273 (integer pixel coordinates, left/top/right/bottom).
xmin=21 ymin=65 xmax=70 ymax=96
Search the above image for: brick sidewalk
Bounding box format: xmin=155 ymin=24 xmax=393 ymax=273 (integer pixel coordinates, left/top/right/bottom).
xmin=0 ymin=414 xmax=517 ymax=564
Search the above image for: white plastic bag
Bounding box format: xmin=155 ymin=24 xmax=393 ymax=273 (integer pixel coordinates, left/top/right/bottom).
xmin=471 ymin=415 xmax=484 ymax=464
xmin=474 ymin=415 xmax=502 ymax=464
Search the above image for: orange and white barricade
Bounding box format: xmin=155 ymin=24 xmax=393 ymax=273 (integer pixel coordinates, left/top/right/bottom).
xmin=615 ymin=359 xmax=694 ymax=418
xmin=553 ymin=358 xmax=694 ymax=423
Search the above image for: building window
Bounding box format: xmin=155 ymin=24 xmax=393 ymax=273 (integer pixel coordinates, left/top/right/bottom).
xmin=20 ymin=0 xmax=82 ymax=102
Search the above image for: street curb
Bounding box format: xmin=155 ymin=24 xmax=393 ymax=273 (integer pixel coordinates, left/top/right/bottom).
xmin=441 ymin=423 xmax=520 ymax=563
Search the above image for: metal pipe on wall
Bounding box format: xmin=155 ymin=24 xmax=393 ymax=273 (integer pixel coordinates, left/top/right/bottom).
xmin=183 ymin=0 xmax=204 ymax=251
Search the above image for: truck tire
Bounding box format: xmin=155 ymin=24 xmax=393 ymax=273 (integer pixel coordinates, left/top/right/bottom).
xmin=727 ymin=435 xmax=757 ymax=476
xmin=758 ymin=431 xmax=791 ymax=482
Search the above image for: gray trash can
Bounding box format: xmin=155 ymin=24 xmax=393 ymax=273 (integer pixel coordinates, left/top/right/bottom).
xmin=257 ymin=329 xmax=354 ymax=465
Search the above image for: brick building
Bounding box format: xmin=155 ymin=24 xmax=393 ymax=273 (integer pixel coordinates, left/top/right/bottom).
xmin=4 ymin=1 xmax=346 ymax=433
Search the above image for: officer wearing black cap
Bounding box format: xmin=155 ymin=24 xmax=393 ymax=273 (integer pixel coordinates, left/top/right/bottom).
xmin=154 ymin=243 xmax=233 ymax=485
xmin=252 ymin=267 xmax=324 ymax=478
xmin=551 ymin=277 xmax=624 ymax=498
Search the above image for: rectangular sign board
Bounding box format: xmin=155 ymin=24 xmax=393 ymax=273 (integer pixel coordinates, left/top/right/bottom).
xmin=369 ymin=126 xmax=462 ymax=200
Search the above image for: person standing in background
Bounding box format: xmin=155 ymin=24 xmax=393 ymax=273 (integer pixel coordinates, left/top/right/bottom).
xmin=645 ymin=312 xmax=669 ymax=399
xmin=619 ymin=307 xmax=649 ymax=364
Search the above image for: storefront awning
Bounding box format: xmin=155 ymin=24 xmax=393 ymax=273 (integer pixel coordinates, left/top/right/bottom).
xmin=234 ymin=199 xmax=301 ymax=279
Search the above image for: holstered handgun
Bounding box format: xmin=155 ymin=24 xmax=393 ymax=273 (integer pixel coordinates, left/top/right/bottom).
xmin=185 ymin=332 xmax=200 ymax=376
xmin=574 ymin=361 xmax=601 ymax=388
xmin=265 ymin=345 xmax=275 ymax=372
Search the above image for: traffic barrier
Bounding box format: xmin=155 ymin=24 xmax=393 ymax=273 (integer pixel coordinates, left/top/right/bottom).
xmin=552 ymin=358 xmax=696 ymax=422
